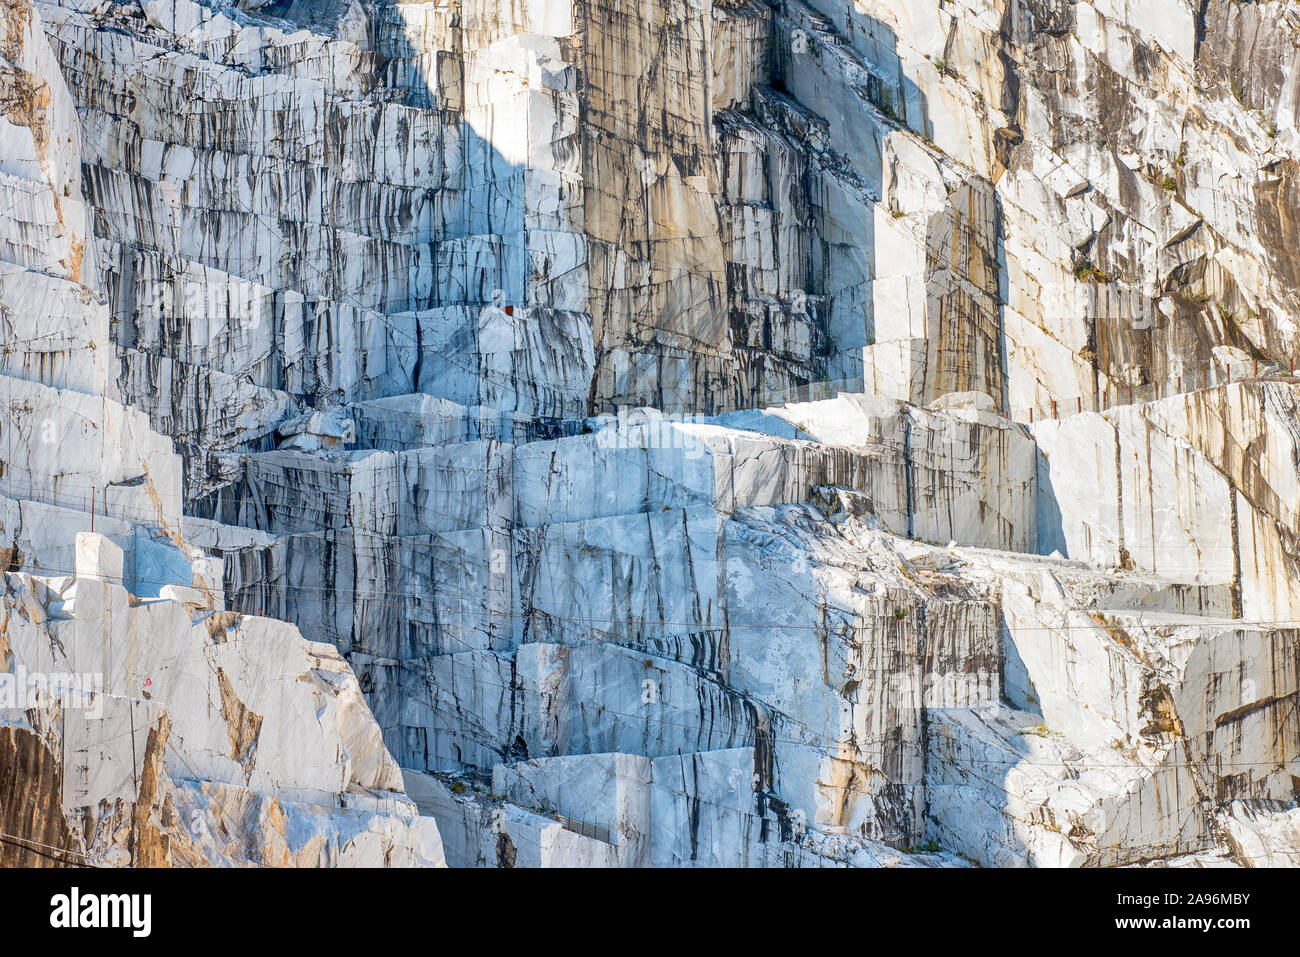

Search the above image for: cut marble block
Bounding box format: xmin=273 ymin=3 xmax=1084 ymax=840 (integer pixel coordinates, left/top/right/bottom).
xmin=1034 ymin=381 xmax=1300 ymax=618
xmin=0 ymin=263 xmax=110 ymax=393
xmin=73 ymin=530 xmax=122 ymax=583
xmin=492 ymin=752 xmax=652 ymax=865
xmin=0 ymin=373 xmax=183 ymax=528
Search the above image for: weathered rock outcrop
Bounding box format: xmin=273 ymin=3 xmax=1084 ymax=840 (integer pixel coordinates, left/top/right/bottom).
xmin=2 ymin=0 xmax=1298 ymax=868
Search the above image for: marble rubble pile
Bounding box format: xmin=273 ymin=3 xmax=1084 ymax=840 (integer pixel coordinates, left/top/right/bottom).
xmin=0 ymin=0 xmax=1297 ymax=866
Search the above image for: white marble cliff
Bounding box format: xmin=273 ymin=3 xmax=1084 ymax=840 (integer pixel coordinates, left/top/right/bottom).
xmin=0 ymin=0 xmax=1298 ymax=867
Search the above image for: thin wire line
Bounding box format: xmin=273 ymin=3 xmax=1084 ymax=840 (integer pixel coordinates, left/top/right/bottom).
xmin=0 ymin=829 xmax=107 ymax=867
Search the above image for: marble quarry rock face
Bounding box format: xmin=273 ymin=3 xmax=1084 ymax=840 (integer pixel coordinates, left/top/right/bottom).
xmin=0 ymin=0 xmax=1298 ymax=867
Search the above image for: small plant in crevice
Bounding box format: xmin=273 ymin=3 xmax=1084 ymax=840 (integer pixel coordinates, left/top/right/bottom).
xmin=905 ymin=839 xmax=944 ymax=854
xmin=1076 ymin=263 xmax=1111 ymax=283
xmin=931 ymin=56 xmax=957 ymax=79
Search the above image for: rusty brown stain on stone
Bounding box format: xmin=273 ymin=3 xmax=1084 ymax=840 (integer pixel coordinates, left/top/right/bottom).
xmin=129 ymin=714 xmax=173 ymax=867
xmin=0 ymin=0 xmax=30 ymax=65
xmin=64 ymin=237 xmax=83 ymax=285
xmin=0 ymin=541 xmax=22 ymax=574
xmin=0 ymin=62 xmax=52 ymax=165
xmin=581 ymin=0 xmax=735 ymax=413
xmin=0 ymin=0 xmax=51 ymax=173
xmin=0 ymin=0 xmax=82 ymax=281
xmin=216 ymin=667 xmax=263 ymax=781
xmin=1139 ymin=683 xmax=1184 ymax=741
xmin=263 ymin=795 xmax=292 ymax=867
xmin=924 ymin=178 xmax=1005 ymax=412
xmin=1253 ymin=160 xmax=1300 ymax=360
xmin=0 ymin=724 xmax=83 ymax=867
xmin=205 ymin=610 xmax=238 ymax=642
